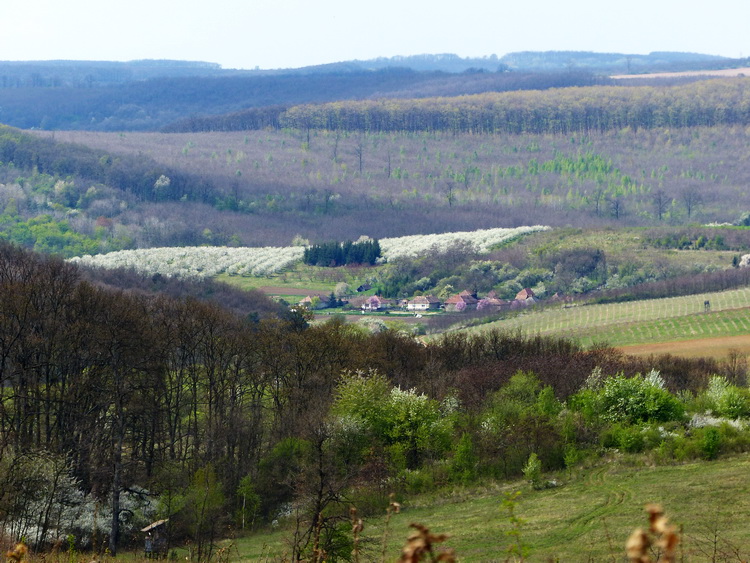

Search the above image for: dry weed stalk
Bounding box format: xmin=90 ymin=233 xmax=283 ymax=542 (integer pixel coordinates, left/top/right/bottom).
xmin=626 ymin=504 xmax=679 ymax=563
xmin=5 ymin=542 xmax=29 ymax=563
xmin=5 ymin=543 xmax=28 ymax=563
xmin=381 ymin=493 xmax=401 ymax=561
xmin=398 ymin=523 xmax=456 ymax=563
xmin=350 ymin=506 xmax=364 ymax=563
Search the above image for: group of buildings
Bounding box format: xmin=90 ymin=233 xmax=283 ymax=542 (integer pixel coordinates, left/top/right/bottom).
xmin=299 ymin=288 xmax=538 ymax=313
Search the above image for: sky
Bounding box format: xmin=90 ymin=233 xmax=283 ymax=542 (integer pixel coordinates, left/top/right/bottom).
xmin=2 ymin=0 xmax=748 ymax=70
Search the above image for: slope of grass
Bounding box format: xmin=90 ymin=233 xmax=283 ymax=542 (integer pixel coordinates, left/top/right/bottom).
xmin=231 ymin=454 xmax=750 ymax=561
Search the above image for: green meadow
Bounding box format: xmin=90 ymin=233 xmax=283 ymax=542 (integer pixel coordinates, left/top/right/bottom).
xmin=228 ymin=454 xmax=750 ymax=561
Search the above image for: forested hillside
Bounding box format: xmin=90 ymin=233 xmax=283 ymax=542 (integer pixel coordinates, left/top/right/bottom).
xmin=272 ymin=78 xmax=750 ymax=134
xmin=23 ymin=119 xmax=750 ymax=249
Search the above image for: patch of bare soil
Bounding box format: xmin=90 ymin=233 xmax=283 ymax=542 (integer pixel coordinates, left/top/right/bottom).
xmin=619 ymin=334 xmax=750 ymax=359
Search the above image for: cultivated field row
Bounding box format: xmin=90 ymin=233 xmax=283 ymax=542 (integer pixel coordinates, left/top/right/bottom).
xmin=574 ymin=306 xmax=750 ymax=347
xmin=474 ymin=287 xmax=750 ymax=346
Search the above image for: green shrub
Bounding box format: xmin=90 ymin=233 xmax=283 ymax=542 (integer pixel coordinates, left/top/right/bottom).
xmin=704 ymin=376 xmax=750 ymax=418
xmin=615 ymin=425 xmax=645 ymax=453
xmin=563 ymin=444 xmax=584 ymax=472
xmin=713 ymin=422 xmax=750 ymax=455
xmin=449 ymin=433 xmax=478 ymax=484
xmin=566 ymin=389 xmax=600 ymax=424
xmin=332 ymin=369 xmax=455 ymax=469
xmin=701 ymin=427 xmax=722 ymax=460
xmin=718 ymin=386 xmax=750 ymax=418
xmin=523 ymin=453 xmax=543 ymax=490
xmin=596 ymin=372 xmax=685 ymax=424
xmin=641 ymin=424 xmax=669 ymax=450
xmin=536 ymin=385 xmax=563 ymax=417
xmin=599 ymin=424 xmax=620 ymax=449
xmin=400 ymin=468 xmax=434 ymax=494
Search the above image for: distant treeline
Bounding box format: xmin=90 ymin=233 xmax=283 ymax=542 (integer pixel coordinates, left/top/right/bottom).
xmin=280 ymin=79 xmax=750 ymax=134
xmin=167 ymin=78 xmax=750 ymax=135
xmin=162 ymin=71 xmax=606 ymax=132
xmin=302 ymin=238 xmax=381 ymax=267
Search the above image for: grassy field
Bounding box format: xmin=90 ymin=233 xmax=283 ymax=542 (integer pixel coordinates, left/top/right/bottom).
xmin=526 ymin=227 xmax=739 ymax=272
xmin=466 ymin=287 xmax=750 ymax=354
xmin=216 ymin=262 xmax=376 ymax=294
xmin=227 ymin=454 xmax=750 ymax=561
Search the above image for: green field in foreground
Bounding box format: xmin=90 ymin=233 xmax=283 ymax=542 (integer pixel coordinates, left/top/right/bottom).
xmin=228 ymin=454 xmax=750 ymax=561
xmin=466 ymin=287 xmax=750 ymax=348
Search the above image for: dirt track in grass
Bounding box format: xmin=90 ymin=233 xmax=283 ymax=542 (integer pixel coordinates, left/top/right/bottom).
xmin=619 ymin=334 xmax=750 ymax=358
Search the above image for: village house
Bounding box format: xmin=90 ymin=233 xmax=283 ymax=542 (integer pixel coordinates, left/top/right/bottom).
xmin=515 ymin=288 xmax=536 ymax=302
xmin=361 ymin=295 xmax=392 ymax=311
xmin=477 ymin=296 xmax=510 ymax=311
xmin=298 ymin=294 xmax=332 ymax=310
xmin=444 ymin=291 xmax=479 ymax=312
xmin=407 ymin=295 xmax=441 ymax=311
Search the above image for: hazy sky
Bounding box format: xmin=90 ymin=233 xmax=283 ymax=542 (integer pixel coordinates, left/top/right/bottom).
xmin=2 ymin=0 xmax=747 ymax=70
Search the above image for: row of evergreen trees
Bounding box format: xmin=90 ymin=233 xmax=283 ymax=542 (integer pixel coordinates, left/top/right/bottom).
xmin=303 ymin=238 xmax=381 ymax=266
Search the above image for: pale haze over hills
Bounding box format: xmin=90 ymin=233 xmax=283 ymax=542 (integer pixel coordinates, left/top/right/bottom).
xmin=2 ymin=0 xmax=748 ymax=70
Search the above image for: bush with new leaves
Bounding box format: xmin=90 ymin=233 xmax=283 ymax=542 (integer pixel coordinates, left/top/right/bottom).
xmin=331 ymin=370 xmax=455 ymax=470
xmin=572 ymin=370 xmax=685 ymax=425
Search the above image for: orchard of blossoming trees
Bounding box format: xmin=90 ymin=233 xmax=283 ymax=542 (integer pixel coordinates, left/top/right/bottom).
xmin=70 ymin=226 xmax=548 ymax=279
xmin=70 ymin=244 xmax=306 ymax=279
xmin=379 ymin=225 xmax=549 ymax=259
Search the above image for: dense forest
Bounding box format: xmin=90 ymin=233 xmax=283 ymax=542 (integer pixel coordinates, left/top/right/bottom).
xmin=0 ymin=240 xmax=743 ymax=560
xmin=274 ymin=78 xmax=750 ymax=134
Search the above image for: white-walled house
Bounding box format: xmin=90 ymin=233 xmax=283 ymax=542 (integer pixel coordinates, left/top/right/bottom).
xmin=407 ymin=295 xmax=441 ymax=311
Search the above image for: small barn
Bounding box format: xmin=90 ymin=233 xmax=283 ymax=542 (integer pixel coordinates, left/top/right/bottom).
xmin=141 ymin=519 xmax=169 ymax=559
